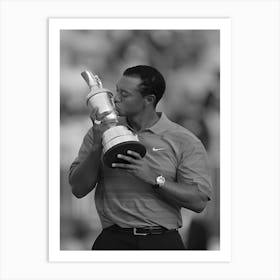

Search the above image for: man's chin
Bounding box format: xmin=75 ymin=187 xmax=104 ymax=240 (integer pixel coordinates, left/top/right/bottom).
xmin=115 ymin=107 xmax=124 ymax=116
xmin=117 ymin=112 xmax=125 ymax=117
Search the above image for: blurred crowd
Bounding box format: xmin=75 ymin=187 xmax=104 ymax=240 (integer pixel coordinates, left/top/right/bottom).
xmin=60 ymin=30 xmax=220 ymax=250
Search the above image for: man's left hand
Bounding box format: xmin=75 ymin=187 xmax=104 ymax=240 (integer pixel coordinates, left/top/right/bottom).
xmin=112 ymin=150 xmax=155 ymax=185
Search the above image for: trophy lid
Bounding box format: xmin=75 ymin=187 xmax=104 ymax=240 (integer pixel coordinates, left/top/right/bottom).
xmin=81 ymin=70 xmax=103 ymax=89
xmin=81 ymin=70 xmax=114 ymax=106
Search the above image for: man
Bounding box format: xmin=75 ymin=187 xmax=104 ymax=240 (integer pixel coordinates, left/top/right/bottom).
xmin=69 ymin=65 xmax=212 ymax=250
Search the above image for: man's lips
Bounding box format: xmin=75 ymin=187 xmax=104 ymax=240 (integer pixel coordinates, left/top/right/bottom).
xmin=114 ymin=103 xmax=120 ymax=111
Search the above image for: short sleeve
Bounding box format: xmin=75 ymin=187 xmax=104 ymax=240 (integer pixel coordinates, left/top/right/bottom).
xmin=177 ymin=140 xmax=213 ymax=200
xmin=68 ymin=128 xmax=94 ymax=180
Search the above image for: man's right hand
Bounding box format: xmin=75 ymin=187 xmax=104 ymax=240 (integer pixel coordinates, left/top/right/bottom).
xmin=90 ymin=109 xmax=107 ymax=147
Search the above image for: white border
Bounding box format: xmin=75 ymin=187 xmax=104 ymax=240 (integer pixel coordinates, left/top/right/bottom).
xmin=49 ymin=18 xmax=231 ymax=262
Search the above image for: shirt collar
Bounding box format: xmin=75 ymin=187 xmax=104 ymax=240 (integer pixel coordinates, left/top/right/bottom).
xmin=146 ymin=112 xmax=172 ymax=134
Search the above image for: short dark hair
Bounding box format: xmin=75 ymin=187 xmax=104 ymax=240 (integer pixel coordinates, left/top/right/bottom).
xmin=123 ymin=65 xmax=166 ymax=106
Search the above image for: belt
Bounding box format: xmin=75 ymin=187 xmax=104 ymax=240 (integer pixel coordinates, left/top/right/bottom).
xmin=107 ymin=224 xmax=176 ymax=236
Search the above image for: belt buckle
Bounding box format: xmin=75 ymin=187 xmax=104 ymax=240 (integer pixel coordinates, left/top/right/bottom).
xmin=133 ymin=228 xmax=148 ymax=236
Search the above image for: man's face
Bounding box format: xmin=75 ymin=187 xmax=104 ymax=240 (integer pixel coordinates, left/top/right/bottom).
xmin=114 ymin=75 xmax=146 ymax=117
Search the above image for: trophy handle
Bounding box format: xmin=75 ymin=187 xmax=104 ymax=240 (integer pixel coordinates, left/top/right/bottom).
xmin=81 ymin=71 xmax=102 ymax=89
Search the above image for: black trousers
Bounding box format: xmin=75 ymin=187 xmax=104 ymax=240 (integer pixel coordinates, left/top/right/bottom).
xmin=92 ymin=226 xmax=185 ymax=250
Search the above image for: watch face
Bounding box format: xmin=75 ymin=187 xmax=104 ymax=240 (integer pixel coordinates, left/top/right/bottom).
xmin=157 ymin=175 xmax=165 ymax=186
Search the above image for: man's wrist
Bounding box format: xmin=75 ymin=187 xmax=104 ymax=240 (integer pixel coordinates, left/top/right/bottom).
xmin=154 ymin=175 xmax=166 ymax=189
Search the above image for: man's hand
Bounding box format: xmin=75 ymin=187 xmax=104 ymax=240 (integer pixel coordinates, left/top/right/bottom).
xmin=112 ymin=150 xmax=156 ymax=185
xmin=90 ymin=109 xmax=107 ymax=147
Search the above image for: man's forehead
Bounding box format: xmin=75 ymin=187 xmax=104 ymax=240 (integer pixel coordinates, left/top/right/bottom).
xmin=116 ymin=75 xmax=141 ymax=89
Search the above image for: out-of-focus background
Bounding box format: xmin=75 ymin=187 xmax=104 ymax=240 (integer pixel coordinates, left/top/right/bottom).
xmin=60 ymin=30 xmax=220 ymax=250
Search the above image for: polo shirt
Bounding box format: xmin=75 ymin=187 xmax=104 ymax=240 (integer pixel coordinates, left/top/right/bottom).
xmin=69 ymin=112 xmax=212 ymax=230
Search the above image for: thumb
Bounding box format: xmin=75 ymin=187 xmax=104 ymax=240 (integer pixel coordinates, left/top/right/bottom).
xmin=90 ymin=108 xmax=98 ymax=121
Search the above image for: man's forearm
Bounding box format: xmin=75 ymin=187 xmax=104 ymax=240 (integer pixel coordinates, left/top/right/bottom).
xmin=155 ymin=181 xmax=209 ymax=213
xmin=69 ymin=145 xmax=102 ymax=198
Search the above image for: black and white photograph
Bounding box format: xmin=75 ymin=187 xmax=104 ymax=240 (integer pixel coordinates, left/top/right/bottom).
xmin=52 ymin=18 xmax=230 ymax=260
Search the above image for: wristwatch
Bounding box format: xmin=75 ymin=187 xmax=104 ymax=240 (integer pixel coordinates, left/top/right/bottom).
xmin=154 ymin=175 xmax=166 ymax=189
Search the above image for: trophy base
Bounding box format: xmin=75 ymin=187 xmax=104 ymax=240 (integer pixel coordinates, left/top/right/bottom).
xmin=103 ymin=141 xmax=146 ymax=168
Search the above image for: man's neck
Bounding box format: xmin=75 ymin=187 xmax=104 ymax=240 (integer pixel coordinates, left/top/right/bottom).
xmin=127 ymin=110 xmax=159 ymax=132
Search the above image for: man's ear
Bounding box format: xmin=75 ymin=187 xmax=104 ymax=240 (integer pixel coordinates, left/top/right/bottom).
xmin=144 ymin=94 xmax=156 ymax=106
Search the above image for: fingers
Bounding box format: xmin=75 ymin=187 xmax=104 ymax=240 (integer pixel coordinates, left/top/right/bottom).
xmin=112 ymin=151 xmax=143 ymax=169
xmin=90 ymin=108 xmax=98 ymax=122
xmin=90 ymin=108 xmax=97 ymax=116
xmin=90 ymin=109 xmax=104 ymax=129
xmin=112 ymin=162 xmax=135 ymax=169
xmin=116 ymin=154 xmax=137 ymax=163
xmin=126 ymin=150 xmax=142 ymax=159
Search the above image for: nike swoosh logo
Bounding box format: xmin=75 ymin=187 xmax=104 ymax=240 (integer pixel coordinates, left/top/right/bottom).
xmin=152 ymin=147 xmax=165 ymax=152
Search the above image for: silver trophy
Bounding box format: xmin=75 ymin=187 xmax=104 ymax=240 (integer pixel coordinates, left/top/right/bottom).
xmin=81 ymin=70 xmax=146 ymax=167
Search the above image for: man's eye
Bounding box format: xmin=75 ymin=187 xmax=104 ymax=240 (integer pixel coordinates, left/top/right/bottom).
xmin=121 ymin=92 xmax=129 ymax=97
